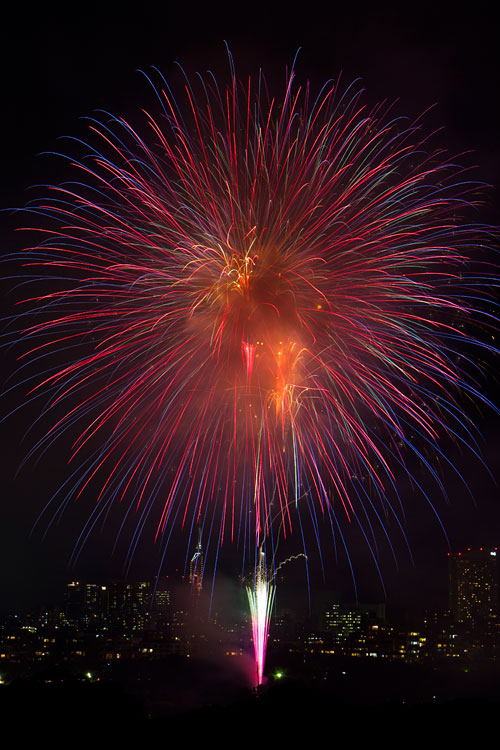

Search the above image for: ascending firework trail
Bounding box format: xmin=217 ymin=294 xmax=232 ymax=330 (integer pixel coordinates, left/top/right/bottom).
xmin=246 ymin=543 xmax=275 ymax=687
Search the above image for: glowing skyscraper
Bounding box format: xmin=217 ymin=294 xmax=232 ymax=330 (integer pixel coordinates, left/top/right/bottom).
xmin=448 ymin=548 xmax=499 ymax=623
xmin=189 ymin=528 xmax=204 ymax=598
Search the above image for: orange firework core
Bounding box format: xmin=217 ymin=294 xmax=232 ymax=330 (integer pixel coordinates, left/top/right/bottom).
xmin=216 ymin=251 xmax=306 ymax=424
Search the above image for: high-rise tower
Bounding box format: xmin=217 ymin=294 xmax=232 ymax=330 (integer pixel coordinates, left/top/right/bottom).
xmin=189 ymin=527 xmax=204 ymax=598
xmin=448 ymin=548 xmax=499 ymax=623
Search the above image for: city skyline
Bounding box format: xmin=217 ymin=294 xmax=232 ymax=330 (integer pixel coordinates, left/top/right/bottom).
xmin=3 ymin=544 xmax=500 ymax=670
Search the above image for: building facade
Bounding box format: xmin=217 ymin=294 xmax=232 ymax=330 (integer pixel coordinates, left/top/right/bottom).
xmin=448 ymin=548 xmax=499 ymax=623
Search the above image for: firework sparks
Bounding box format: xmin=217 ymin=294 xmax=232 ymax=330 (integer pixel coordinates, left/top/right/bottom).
xmin=6 ymin=58 xmax=497 ymax=600
xmin=246 ymin=545 xmax=275 ymax=685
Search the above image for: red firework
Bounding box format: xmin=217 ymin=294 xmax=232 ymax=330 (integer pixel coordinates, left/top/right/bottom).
xmin=6 ymin=60 xmax=497 ymax=586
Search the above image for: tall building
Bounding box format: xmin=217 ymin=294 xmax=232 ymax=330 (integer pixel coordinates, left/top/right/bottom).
xmin=64 ymin=581 xmax=108 ymax=625
xmin=448 ymin=548 xmax=499 ymax=623
xmin=108 ymin=581 xmax=151 ymax=629
xmin=153 ymin=579 xmax=171 ymax=612
xmin=189 ymin=528 xmax=204 ymax=598
xmin=323 ymin=603 xmax=362 ymax=643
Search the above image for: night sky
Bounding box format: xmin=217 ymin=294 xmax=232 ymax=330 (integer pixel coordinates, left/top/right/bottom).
xmin=1 ymin=3 xmax=499 ymax=617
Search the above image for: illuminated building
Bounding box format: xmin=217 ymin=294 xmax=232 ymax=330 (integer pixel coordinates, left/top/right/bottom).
xmin=110 ymin=581 xmax=152 ymax=629
xmin=64 ymin=582 xmax=108 ymax=625
xmin=153 ymin=579 xmax=171 ymax=611
xmin=323 ymin=603 xmax=362 ymax=643
xmin=448 ymin=548 xmax=499 ymax=623
xmin=189 ymin=528 xmax=204 ymax=598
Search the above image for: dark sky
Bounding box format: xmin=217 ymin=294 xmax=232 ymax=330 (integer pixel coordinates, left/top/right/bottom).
xmin=1 ymin=3 xmax=499 ymax=616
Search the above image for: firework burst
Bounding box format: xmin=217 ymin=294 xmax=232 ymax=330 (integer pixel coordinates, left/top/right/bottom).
xmin=6 ymin=58 xmax=497 ymax=616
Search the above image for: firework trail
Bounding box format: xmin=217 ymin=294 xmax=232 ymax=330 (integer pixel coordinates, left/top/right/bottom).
xmin=5 ymin=56 xmax=498 ymax=681
xmin=246 ymin=544 xmax=275 ymax=685
xmin=246 ymin=548 xmax=306 ymax=685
